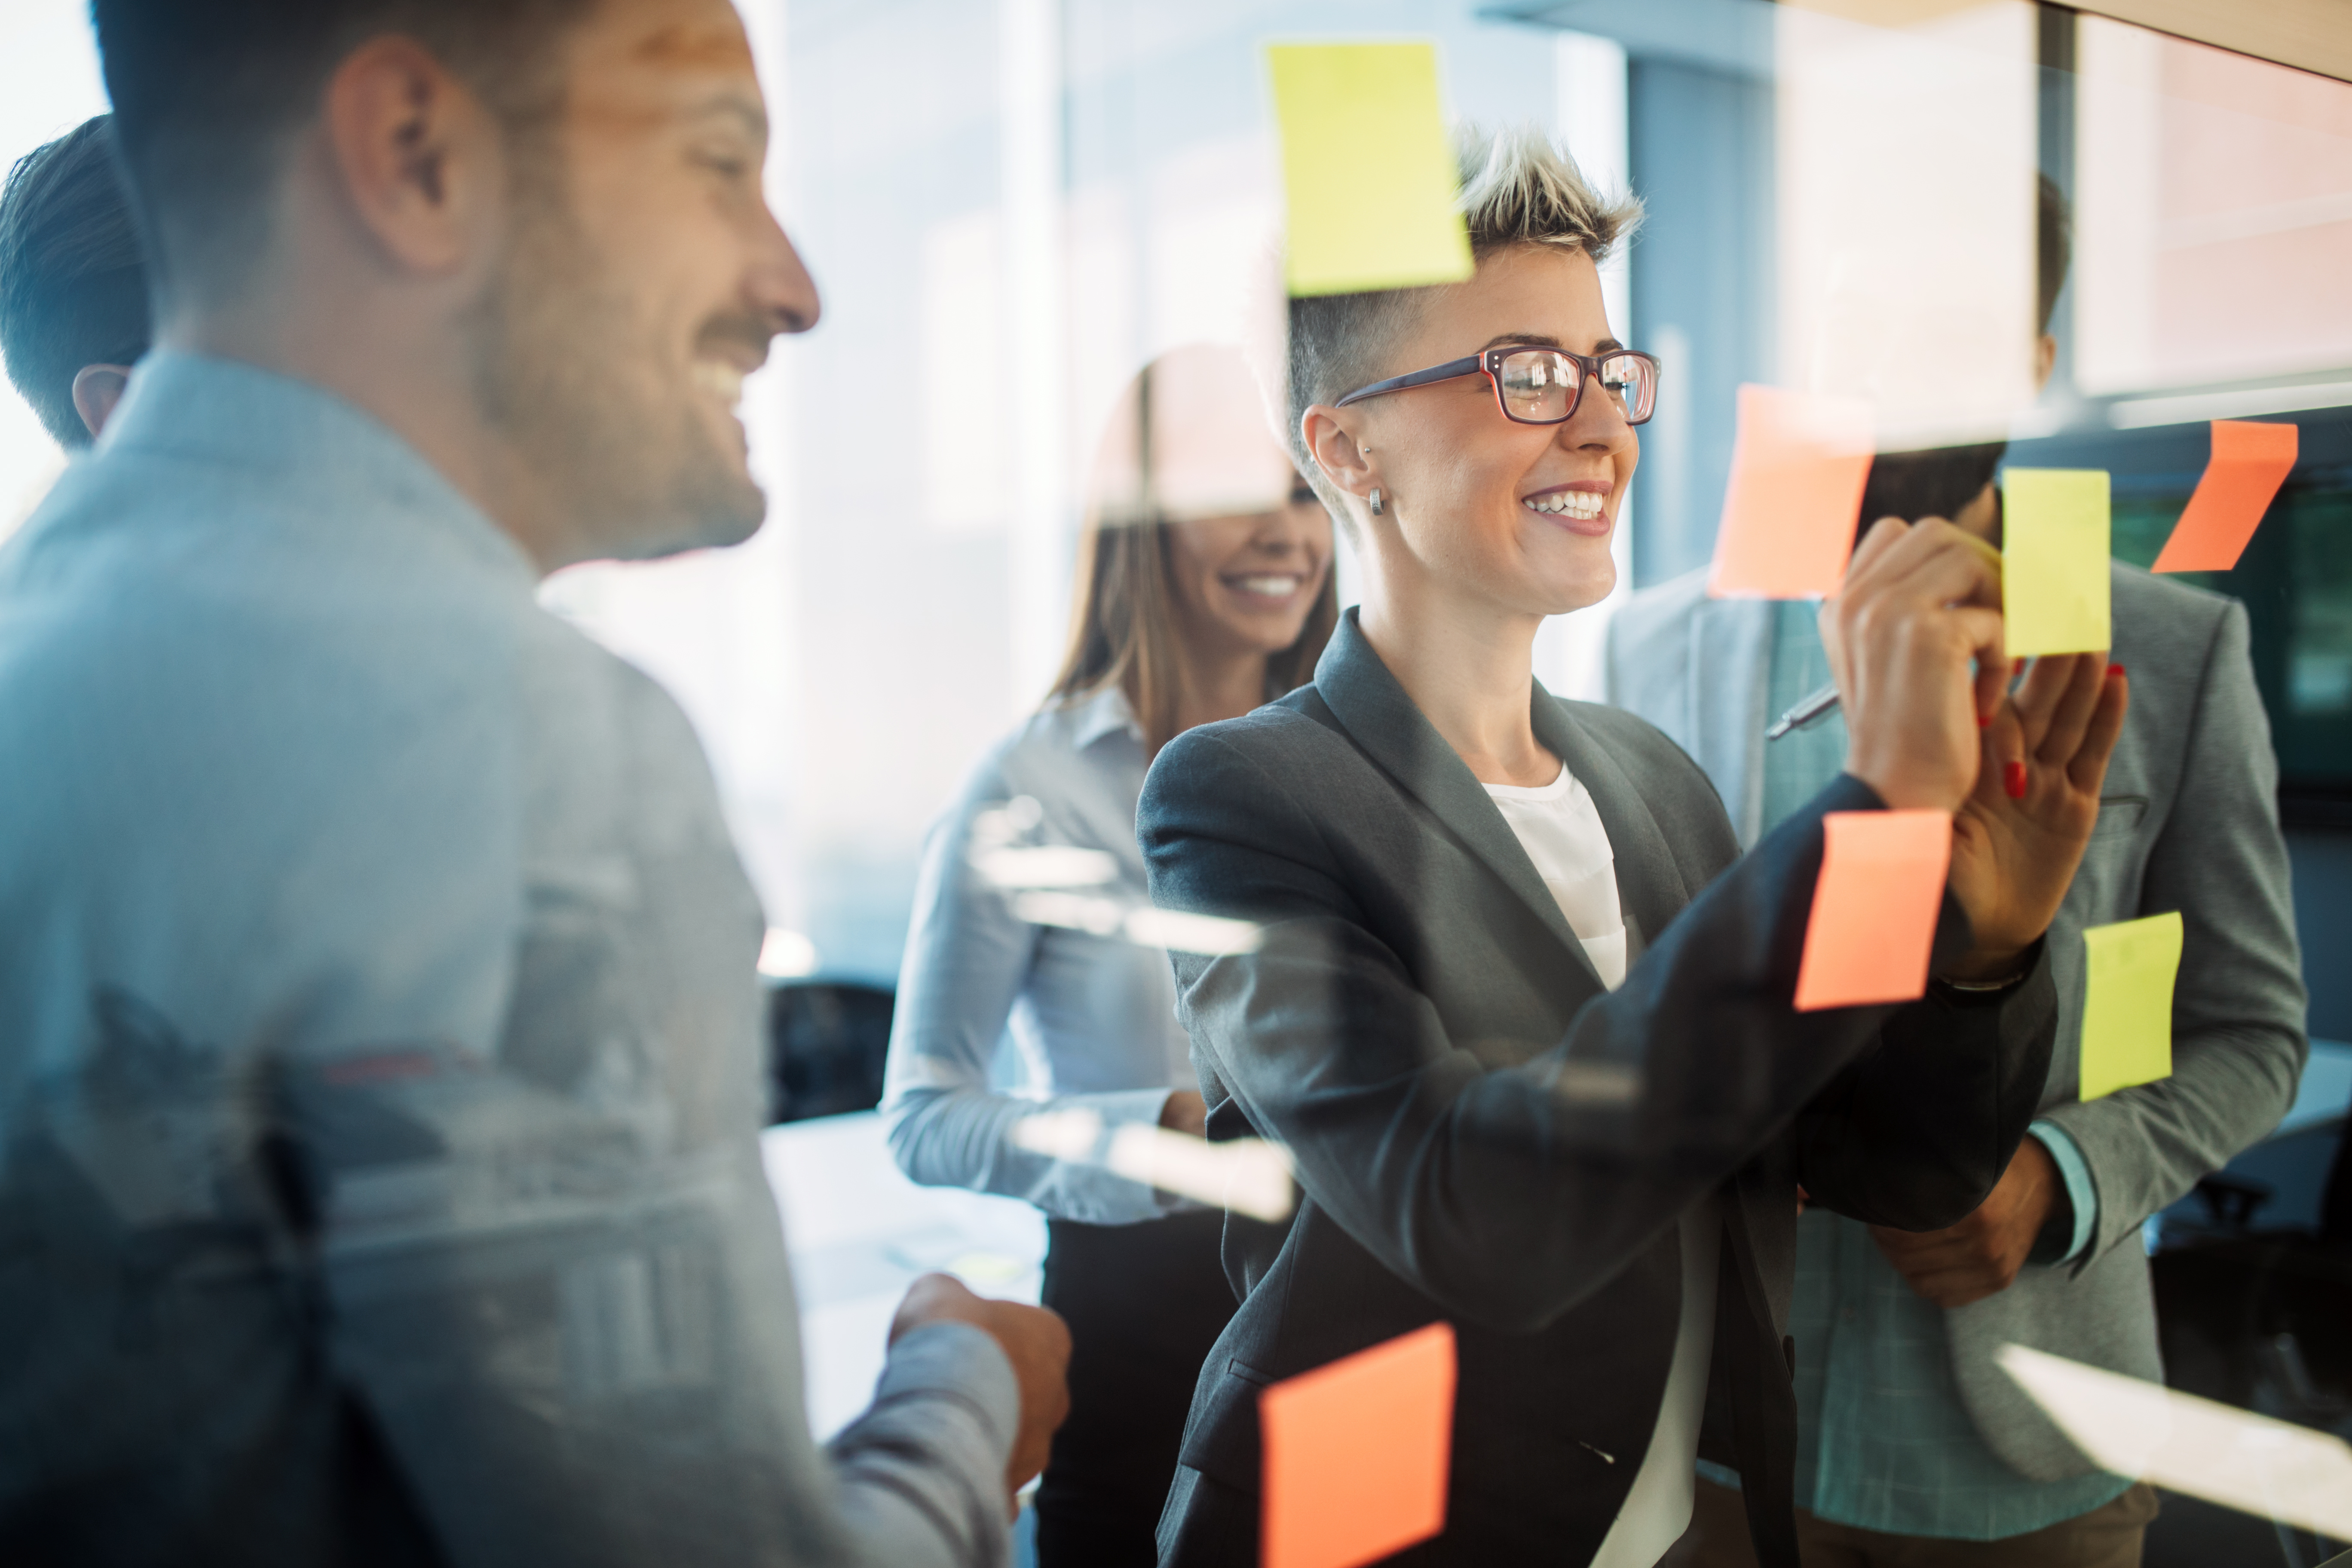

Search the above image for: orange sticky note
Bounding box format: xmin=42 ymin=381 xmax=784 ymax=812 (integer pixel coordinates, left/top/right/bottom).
xmin=1262 ymin=1322 xmax=1456 ymax=1568
xmin=1793 ymin=810 xmax=1953 ymax=1012
xmin=1707 ymin=385 xmax=1875 ymax=599
xmin=2151 ymin=420 xmax=2297 ymax=573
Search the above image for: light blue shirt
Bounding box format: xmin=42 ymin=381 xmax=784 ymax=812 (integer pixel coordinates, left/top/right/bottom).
xmin=0 ymin=352 xmax=1019 ymax=1566
xmin=881 ymin=685 xmax=1197 ymax=1225
xmin=1718 ymin=602 xmax=2125 ymax=1539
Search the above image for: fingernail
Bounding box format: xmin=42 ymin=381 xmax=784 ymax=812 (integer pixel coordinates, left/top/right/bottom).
xmin=2107 ymin=662 xmax=2125 ymax=679
xmin=1976 ymin=710 xmax=1993 ymax=728
xmin=2004 ymin=761 xmax=2027 ymax=799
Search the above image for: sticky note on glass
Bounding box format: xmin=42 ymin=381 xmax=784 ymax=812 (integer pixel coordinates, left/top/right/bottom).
xmin=1262 ymin=1322 xmax=1456 ymax=1568
xmin=1706 ymin=385 xmax=1875 ymax=599
xmin=1267 ymin=44 xmax=1474 ymax=297
xmin=2152 ymin=420 xmax=2298 ymax=574
xmin=2080 ymin=911 xmax=2181 ymax=1102
xmin=2003 ymin=469 xmax=2111 ymax=657
xmin=1794 ymin=810 xmax=1952 ymax=1012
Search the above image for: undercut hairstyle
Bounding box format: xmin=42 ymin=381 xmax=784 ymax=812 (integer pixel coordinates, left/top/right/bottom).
xmin=92 ymin=0 xmax=595 ymax=311
xmin=1284 ymin=124 xmax=1645 ymax=519
xmin=0 ymin=116 xmax=149 ymax=449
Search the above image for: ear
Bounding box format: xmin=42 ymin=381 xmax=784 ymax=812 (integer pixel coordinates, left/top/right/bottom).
xmin=2032 ymin=332 xmax=2057 ymax=394
xmin=71 ymin=364 xmax=131 ymax=439
xmin=320 ymin=36 xmax=501 ymax=276
xmin=1301 ymin=404 xmax=1381 ymax=506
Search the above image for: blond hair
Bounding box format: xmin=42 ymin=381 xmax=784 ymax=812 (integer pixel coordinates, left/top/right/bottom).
xmin=1284 ymin=124 xmax=1644 ymax=517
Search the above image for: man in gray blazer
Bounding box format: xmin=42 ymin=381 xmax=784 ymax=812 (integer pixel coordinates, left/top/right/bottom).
xmin=1608 ymin=505 xmax=2306 ymax=1560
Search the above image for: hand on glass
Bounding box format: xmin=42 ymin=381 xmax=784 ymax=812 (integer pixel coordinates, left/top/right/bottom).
xmin=889 ymin=1272 xmax=1072 ymax=1516
xmin=1943 ymin=653 xmax=2128 ymax=979
xmin=1871 ymin=1137 xmax=2064 ymax=1308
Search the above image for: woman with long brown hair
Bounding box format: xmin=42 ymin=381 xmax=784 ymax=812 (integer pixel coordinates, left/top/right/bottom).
xmin=879 ymin=342 xmax=1335 ymax=1565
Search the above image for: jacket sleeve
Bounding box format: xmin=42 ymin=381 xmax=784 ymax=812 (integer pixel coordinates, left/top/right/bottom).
xmin=1139 ymin=727 xmax=2056 ymax=1334
xmin=878 ymin=758 xmax=1177 ymax=1224
xmin=2037 ymin=598 xmax=2309 ymax=1260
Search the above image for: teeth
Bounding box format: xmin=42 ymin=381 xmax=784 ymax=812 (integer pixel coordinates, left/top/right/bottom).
xmin=1234 ymin=575 xmax=1302 ymax=597
xmin=692 ymin=360 xmax=747 ymax=406
xmin=1525 ymin=490 xmax=1606 ymax=520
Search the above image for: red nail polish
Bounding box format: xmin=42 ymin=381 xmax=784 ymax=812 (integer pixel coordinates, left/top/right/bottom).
xmin=2108 ymin=663 xmax=2125 ymax=679
xmin=2004 ymin=761 xmax=2027 ymax=799
xmin=1976 ymin=711 xmax=1993 ymax=728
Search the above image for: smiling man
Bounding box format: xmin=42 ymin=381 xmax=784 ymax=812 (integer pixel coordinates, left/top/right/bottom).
xmin=0 ymin=2 xmax=1067 ymax=1564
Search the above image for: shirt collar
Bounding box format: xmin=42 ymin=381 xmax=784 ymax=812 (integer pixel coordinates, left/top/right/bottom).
xmin=99 ymin=349 xmax=538 ymax=584
xmin=1064 ymin=682 xmax=1146 ymax=751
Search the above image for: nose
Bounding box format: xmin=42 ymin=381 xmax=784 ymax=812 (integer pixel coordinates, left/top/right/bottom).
xmin=749 ymin=199 xmax=823 ymax=338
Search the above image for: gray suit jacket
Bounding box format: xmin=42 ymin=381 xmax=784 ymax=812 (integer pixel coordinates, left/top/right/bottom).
xmin=1604 ymin=560 xmax=2309 ymax=1479
xmin=1139 ymin=609 xmax=2057 ymax=1565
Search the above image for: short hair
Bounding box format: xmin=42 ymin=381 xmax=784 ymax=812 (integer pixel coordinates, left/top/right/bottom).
xmin=92 ymin=0 xmax=594 ymax=309
xmin=1285 ymin=124 xmax=1645 ymax=514
xmin=0 ymin=116 xmax=150 ymax=449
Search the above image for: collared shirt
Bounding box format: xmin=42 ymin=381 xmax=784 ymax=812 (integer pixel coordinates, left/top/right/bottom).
xmin=0 ymin=352 xmax=1017 ymax=1566
xmin=1729 ymin=602 xmax=2127 ymax=1540
xmin=880 ymin=684 xmax=1199 ymax=1225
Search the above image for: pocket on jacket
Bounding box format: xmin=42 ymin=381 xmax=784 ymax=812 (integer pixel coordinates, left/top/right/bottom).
xmin=2090 ymin=795 xmax=2148 ymax=840
xmin=1176 ymin=1356 xmax=1276 ymax=1495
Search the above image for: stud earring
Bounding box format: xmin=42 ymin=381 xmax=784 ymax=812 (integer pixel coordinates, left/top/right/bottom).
xmin=1369 ymin=487 xmax=1384 ymax=517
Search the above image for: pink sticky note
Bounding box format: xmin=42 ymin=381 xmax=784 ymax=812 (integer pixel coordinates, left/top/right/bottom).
xmin=1262 ymin=1323 xmax=1456 ymax=1568
xmin=1707 ymin=385 xmax=1876 ymax=599
xmin=1793 ymin=810 xmax=1952 ymax=1012
xmin=2151 ymin=420 xmax=2298 ymax=573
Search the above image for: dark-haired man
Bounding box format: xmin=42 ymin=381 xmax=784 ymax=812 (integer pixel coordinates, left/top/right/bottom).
xmin=0 ymin=113 xmax=149 ymax=444
xmin=0 ymin=2 xmax=1066 ymax=1565
xmin=1610 ymin=181 xmax=2305 ymax=1565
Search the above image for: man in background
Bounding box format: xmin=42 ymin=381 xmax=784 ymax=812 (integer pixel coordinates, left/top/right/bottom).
xmin=0 ymin=1 xmax=1066 ymax=1564
xmin=1611 ymin=181 xmax=2306 ymax=1565
xmin=0 ymin=113 xmax=148 ymax=444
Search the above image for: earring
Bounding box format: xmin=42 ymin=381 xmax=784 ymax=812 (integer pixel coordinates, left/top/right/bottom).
xmin=1369 ymin=487 xmax=1384 ymax=517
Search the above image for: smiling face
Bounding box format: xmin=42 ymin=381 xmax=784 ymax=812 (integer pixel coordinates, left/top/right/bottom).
xmin=477 ymin=0 xmax=818 ymax=564
xmin=1312 ymin=245 xmax=1637 ymax=621
xmin=1163 ymin=475 xmax=1335 ymax=664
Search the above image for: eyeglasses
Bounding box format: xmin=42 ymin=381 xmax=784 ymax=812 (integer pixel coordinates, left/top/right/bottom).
xmin=1335 ymin=344 xmax=1662 ymax=427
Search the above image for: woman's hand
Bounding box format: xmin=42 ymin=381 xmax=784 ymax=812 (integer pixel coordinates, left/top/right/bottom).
xmin=1943 ymin=655 xmax=2129 ymax=978
xmin=1820 ymin=518 xmax=2010 ymax=814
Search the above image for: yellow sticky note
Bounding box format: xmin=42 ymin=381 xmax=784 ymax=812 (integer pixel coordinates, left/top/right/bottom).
xmin=1267 ymin=44 xmax=1475 ymax=297
xmin=2080 ymin=911 xmax=2182 ymax=1102
xmin=2003 ymin=469 xmax=2112 ymax=657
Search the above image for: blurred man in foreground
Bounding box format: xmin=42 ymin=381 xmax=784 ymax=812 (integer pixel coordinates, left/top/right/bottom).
xmin=0 ymin=2 xmax=1067 ymax=1564
xmin=0 ymin=113 xmax=148 ymax=443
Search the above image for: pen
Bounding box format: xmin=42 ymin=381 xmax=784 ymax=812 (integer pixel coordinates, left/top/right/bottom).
xmin=1765 ymin=681 xmax=1841 ymax=742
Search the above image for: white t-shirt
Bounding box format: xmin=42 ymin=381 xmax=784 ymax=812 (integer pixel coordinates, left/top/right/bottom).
xmin=1483 ymin=761 xmax=1718 ymax=1568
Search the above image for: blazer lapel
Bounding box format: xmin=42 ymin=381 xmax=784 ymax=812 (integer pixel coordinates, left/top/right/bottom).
xmin=1687 ymin=598 xmax=1774 ymax=848
xmin=1313 ymin=611 xmax=1604 ymax=993
xmin=1531 ymin=691 xmax=1691 ymax=965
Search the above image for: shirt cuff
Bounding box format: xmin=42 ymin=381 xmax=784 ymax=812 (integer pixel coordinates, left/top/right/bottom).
xmin=873 ymin=1320 xmax=1021 ymax=1454
xmin=2028 ymin=1120 xmax=2098 ymax=1265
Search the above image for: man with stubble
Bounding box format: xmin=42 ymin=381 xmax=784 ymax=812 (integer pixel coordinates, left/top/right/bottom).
xmin=0 ymin=2 xmax=1067 ymax=1564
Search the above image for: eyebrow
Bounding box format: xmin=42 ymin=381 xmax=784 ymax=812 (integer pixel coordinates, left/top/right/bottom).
xmin=1476 ymin=333 xmax=1626 ymax=355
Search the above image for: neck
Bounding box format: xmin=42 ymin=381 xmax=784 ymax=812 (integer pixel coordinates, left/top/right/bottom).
xmin=1357 ymin=567 xmax=1553 ymax=787
xmin=1170 ymin=635 xmax=1271 ymax=736
xmin=157 ymin=261 xmax=566 ymax=576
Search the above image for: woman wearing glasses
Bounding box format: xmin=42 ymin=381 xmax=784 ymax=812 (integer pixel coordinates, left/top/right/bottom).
xmin=879 ymin=343 xmax=1335 ymax=1567
xmin=1140 ymin=128 xmax=2128 ymax=1566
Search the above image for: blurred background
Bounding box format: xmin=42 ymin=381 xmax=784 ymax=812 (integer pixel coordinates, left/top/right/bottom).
xmin=4 ymin=2 xmax=2349 ymax=1559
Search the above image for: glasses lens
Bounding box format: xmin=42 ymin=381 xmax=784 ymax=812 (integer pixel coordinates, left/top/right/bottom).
xmin=1597 ymin=353 xmax=1658 ymax=425
xmin=1497 ymin=351 xmax=1577 ymax=422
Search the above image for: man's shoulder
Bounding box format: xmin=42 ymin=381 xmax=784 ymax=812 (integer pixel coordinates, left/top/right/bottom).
xmin=1606 ymin=565 xmax=1714 ymax=655
xmin=2108 ymin=559 xmax=2242 ymax=700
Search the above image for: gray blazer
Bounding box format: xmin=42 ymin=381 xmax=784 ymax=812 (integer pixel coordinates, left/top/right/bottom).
xmin=1604 ymin=560 xmax=2309 ymax=1479
xmin=1139 ymin=609 xmax=2058 ymax=1565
